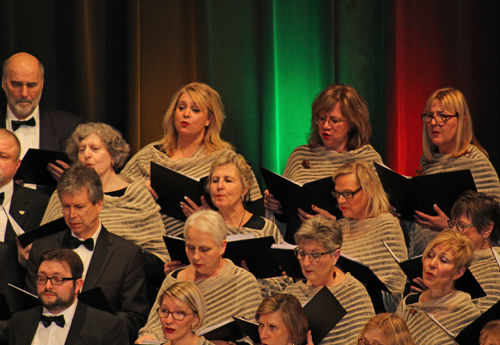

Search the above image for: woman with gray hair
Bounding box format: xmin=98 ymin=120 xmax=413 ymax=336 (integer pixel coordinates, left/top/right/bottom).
xmin=136 ymin=210 xmax=262 ymax=344
xmin=41 ymin=123 xmax=168 ymax=302
xmin=284 ymin=215 xmax=374 ymax=345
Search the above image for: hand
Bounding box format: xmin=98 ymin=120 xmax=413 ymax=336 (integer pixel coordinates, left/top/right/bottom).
xmin=135 ymin=334 xmax=156 ymax=344
xmin=306 ymin=330 xmax=314 ymax=345
xmin=298 ymin=205 xmax=336 ymax=223
xmin=389 ymin=205 xmax=401 ymax=218
xmin=145 ymin=180 xmax=159 ymax=200
xmin=411 ymin=277 xmax=429 ymax=294
xmin=241 ymin=260 xmax=250 ymax=272
xmin=47 ymin=160 xmax=70 ymax=181
xmin=414 ymin=204 xmax=449 ymax=231
xmin=164 ymin=261 xmax=187 ymax=275
xmin=16 ymin=239 xmax=32 ymax=268
xmin=264 ymin=190 xmax=282 ymax=214
xmin=211 ymin=341 xmax=233 ymax=345
xmin=181 ymin=196 xmax=210 ymax=218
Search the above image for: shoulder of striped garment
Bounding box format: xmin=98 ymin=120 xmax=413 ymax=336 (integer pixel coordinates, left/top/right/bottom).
xmin=120 ymin=140 xmax=163 ymax=181
xmin=284 ymin=273 xmax=374 ymax=345
xmin=470 ymin=247 xmax=500 ymax=313
xmin=139 ymin=259 xmax=261 ymax=341
xmin=399 ymin=291 xmax=480 ymax=345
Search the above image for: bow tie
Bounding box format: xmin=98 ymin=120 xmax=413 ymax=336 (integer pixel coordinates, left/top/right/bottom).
xmin=11 ymin=117 xmax=36 ymax=131
xmin=41 ymin=314 xmax=65 ymax=328
xmin=68 ymin=236 xmax=94 ymax=251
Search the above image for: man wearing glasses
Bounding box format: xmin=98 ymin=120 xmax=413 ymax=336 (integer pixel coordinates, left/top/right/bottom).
xmin=10 ymin=248 xmax=128 ymax=344
xmin=25 ymin=164 xmax=148 ymax=343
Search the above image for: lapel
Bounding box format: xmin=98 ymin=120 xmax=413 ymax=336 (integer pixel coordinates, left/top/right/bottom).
xmin=14 ymin=306 xmax=42 ymax=345
xmin=38 ymin=108 xmax=57 ymax=151
xmin=82 ymin=226 xmax=112 ymax=290
xmin=0 ymin=109 xmax=7 ymax=129
xmin=10 ymin=183 xmax=30 ymax=228
xmin=64 ymin=302 xmax=88 ymax=345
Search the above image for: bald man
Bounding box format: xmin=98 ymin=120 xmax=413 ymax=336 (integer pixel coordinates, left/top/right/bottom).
xmin=1 ymin=52 xmax=84 ymax=158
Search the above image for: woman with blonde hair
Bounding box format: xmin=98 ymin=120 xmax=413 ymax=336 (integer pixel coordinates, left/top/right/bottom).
xmin=332 ymin=160 xmax=407 ymax=313
xmin=121 ymin=82 xmax=262 ymax=239
xmin=264 ymin=84 xmax=383 ymax=242
xmin=480 ymin=320 xmax=500 ymax=345
xmin=358 ymin=313 xmax=415 ymax=345
xmin=398 ymin=229 xmax=480 ymax=345
xmin=409 ymin=88 xmax=500 ymax=257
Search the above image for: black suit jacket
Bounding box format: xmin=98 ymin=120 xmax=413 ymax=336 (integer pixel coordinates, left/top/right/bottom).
xmin=0 ymin=107 xmax=85 ymax=152
xmin=9 ymin=302 xmax=129 ymax=345
xmin=25 ymin=226 xmax=148 ymax=342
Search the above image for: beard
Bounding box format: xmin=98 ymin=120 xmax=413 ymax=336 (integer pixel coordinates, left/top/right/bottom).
xmin=39 ymin=289 xmax=76 ymax=312
xmin=5 ymin=89 xmax=42 ymax=119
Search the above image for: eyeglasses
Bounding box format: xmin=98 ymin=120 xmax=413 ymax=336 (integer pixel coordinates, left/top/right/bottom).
xmin=62 ymin=206 xmax=91 ymax=217
xmin=315 ymin=115 xmax=347 ymax=126
xmin=331 ymin=187 xmax=362 ymax=199
xmin=358 ymin=339 xmax=383 ymax=345
xmin=447 ymin=220 xmax=475 ymax=233
xmin=36 ymin=275 xmax=76 ymax=285
xmin=421 ymin=112 xmax=458 ymax=124
xmin=157 ymin=308 xmax=194 ymax=321
xmin=294 ymin=247 xmax=333 ymax=262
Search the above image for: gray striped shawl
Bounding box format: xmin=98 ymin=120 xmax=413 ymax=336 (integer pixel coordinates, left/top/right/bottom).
xmin=41 ymin=179 xmax=169 ymax=262
xmin=398 ymin=291 xmax=480 ymax=345
xmin=339 ymin=212 xmax=407 ymax=313
xmin=470 ymin=247 xmax=500 ymax=313
xmin=120 ymin=141 xmax=262 ymax=238
xmin=284 ymin=273 xmax=374 ymax=345
xmin=139 ymin=259 xmax=262 ymax=341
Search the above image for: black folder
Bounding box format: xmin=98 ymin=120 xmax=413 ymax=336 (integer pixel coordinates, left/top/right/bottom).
xmin=15 ymin=148 xmax=71 ymax=186
xmin=336 ymin=255 xmax=390 ymax=293
xmin=17 ymin=217 xmax=68 ymax=248
xmin=260 ymin=167 xmax=339 ymax=218
xmin=198 ymin=319 xmax=245 ymax=342
xmin=78 ymin=287 xmax=116 ymax=315
xmin=6 ymin=284 xmax=39 ymax=311
xmin=455 ymin=300 xmax=500 ymax=345
xmin=163 ymin=235 xmax=282 ymax=279
xmin=266 ymin=245 xmax=304 ymax=279
xmin=374 ymin=162 xmax=477 ymax=221
xmin=150 ymin=162 xmax=212 ymax=221
xmin=303 ymin=286 xmax=347 ymax=345
xmin=0 ymin=293 xmax=11 ymax=321
xmin=233 ymin=317 xmax=260 ymax=344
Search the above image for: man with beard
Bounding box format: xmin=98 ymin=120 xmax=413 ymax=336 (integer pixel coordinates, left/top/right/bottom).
xmin=9 ymin=248 xmax=128 ymax=344
xmin=1 ymin=52 xmax=84 ymax=190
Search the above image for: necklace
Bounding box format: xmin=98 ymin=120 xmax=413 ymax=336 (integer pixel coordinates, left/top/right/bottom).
xmin=236 ymin=210 xmax=246 ymax=234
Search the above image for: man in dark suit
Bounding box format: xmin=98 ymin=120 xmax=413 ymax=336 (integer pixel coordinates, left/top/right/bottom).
xmin=10 ymin=248 xmax=128 ymax=345
xmin=0 ymin=129 xmax=49 ymax=259
xmin=25 ymin=164 xmax=148 ymax=343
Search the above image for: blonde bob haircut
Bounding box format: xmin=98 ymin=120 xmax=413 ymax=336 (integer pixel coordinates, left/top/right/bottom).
xmin=184 ymin=210 xmax=228 ymax=247
xmin=255 ymin=294 xmax=308 ymax=345
xmin=161 ymin=82 xmax=233 ymax=156
xmin=358 ymin=313 xmax=415 ymax=345
xmin=332 ymin=160 xmax=390 ymax=219
xmin=206 ymin=150 xmax=253 ymax=202
xmin=423 ymin=229 xmax=474 ymax=273
xmin=66 ymin=123 xmax=130 ymax=170
xmin=308 ymin=84 xmax=371 ymax=150
xmin=480 ymin=320 xmax=500 ymax=345
xmin=422 ymin=87 xmax=487 ymax=163
xmin=157 ymin=281 xmax=207 ymax=331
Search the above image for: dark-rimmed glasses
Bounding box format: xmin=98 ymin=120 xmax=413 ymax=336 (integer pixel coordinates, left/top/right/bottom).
xmin=331 ymin=187 xmax=362 ymax=199
xmin=447 ymin=220 xmax=475 ymax=233
xmin=294 ymin=247 xmax=333 ymax=262
xmin=36 ymin=276 xmax=76 ymax=285
xmin=421 ymin=112 xmax=458 ymax=124
xmin=157 ymin=308 xmax=194 ymax=321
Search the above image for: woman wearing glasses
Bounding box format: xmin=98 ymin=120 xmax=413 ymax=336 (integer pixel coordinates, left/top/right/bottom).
xmin=398 ymin=229 xmax=480 ymax=345
xmin=284 ymin=215 xmax=374 ymax=345
xmin=264 ymin=84 xmax=383 ymax=242
xmin=409 ymin=88 xmax=500 ymax=256
xmin=446 ymin=190 xmax=500 ymax=313
xmin=136 ymin=210 xmax=262 ymax=344
xmin=156 ymin=282 xmax=212 ymax=345
xmin=357 ymin=313 xmax=415 ymax=345
xmin=332 ymin=160 xmax=407 ymax=313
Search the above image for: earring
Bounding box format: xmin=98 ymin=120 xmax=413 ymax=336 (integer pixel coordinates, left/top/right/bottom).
xmin=241 ymin=195 xmax=244 ymax=201
xmin=332 ymin=268 xmax=337 ymax=280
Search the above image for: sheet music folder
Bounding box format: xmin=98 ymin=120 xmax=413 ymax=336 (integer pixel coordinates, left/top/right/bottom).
xmin=374 ymin=162 xmax=477 ymax=221
xmin=15 ymin=148 xmax=71 ymax=186
xmin=164 ymin=235 xmax=282 ymax=278
xmin=150 ymin=162 xmax=212 ymax=221
xmin=260 ymin=167 xmax=339 ymax=218
xmin=17 ymin=217 xmax=67 ymax=248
